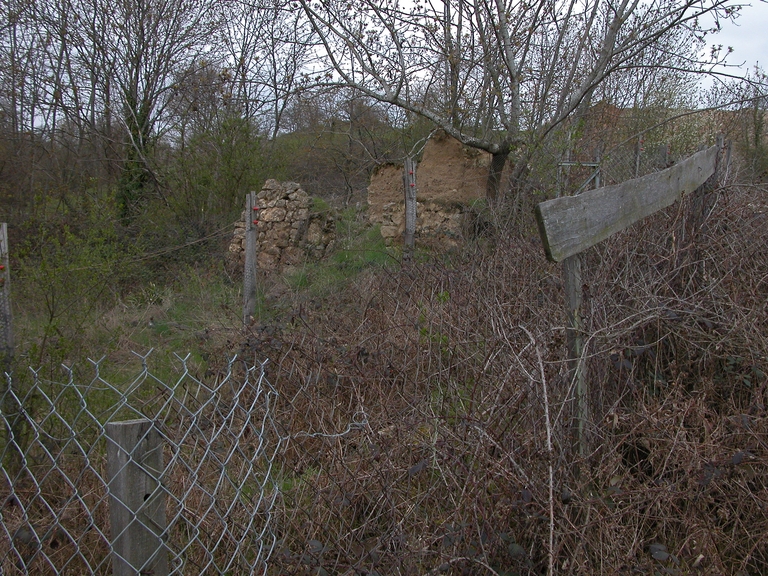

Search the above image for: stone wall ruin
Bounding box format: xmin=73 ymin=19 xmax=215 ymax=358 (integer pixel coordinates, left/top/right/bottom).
xmin=227 ymin=180 xmax=336 ymax=273
xmin=228 ymin=133 xmax=493 ymax=274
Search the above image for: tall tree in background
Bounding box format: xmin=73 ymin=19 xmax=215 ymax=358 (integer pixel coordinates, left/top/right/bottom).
xmin=0 ymin=0 xmax=47 ymax=214
xmin=82 ymin=0 xmax=218 ymax=221
xmin=163 ymin=59 xmax=268 ymax=237
xmin=1 ymin=0 xmax=320 ymax=228
xmin=1 ymin=0 xmax=221 ymax=223
xmin=298 ymin=0 xmax=741 ymax=200
xmin=220 ymin=0 xmax=312 ymax=138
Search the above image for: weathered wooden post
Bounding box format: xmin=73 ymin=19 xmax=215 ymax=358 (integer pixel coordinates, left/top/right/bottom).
xmin=403 ymin=157 xmax=417 ymax=260
xmin=693 ymin=135 xmax=724 ymax=237
xmin=536 ymin=144 xmax=720 ymax=460
xmin=0 ymin=223 xmax=12 ymax=373
xmin=562 ymin=252 xmax=587 ymax=456
xmin=243 ymin=191 xmax=258 ymax=325
xmin=0 ymin=222 xmax=20 ymax=475
xmin=634 ymin=135 xmax=644 ymax=178
xmin=681 ymin=137 xmax=726 ymax=289
xmin=593 ymin=149 xmax=602 ymax=189
xmin=658 ymin=142 xmax=670 ymax=169
xmin=106 ymin=419 xmax=169 ymax=576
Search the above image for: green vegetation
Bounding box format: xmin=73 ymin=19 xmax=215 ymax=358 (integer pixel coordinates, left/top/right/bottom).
xmin=285 ymin=212 xmax=393 ymax=296
xmin=3 ymin=142 xmax=768 ymax=575
xmin=310 ymin=196 xmax=332 ymax=214
xmin=3 ymin=98 xmax=768 ymax=574
xmin=2 ymin=0 xmax=768 ymax=572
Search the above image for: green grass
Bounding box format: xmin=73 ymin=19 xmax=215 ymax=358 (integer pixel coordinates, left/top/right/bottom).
xmin=311 ymin=196 xmax=332 ymax=214
xmin=12 ymin=256 xmax=243 ymax=385
xmin=9 ymin=207 xmax=394 ymax=427
xmin=284 ymin=220 xmax=395 ymax=296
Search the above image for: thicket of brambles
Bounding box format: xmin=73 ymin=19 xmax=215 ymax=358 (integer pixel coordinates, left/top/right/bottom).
xmin=263 ymin=179 xmax=768 ymax=575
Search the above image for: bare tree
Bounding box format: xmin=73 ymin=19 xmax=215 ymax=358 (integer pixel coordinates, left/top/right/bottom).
xmin=298 ymin=0 xmax=742 ymax=200
xmin=41 ymin=0 xmax=219 ymax=220
xmin=1 ymin=0 xmax=223 ymax=223
xmin=0 ymin=0 xmax=42 ymax=137
xmin=219 ymin=0 xmax=315 ymax=141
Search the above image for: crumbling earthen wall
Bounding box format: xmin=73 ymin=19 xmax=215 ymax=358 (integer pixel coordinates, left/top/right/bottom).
xmin=228 ymin=180 xmax=335 ymax=273
xmin=229 ymin=133 xmax=492 ymax=271
xmin=368 ymin=132 xmax=489 ymax=247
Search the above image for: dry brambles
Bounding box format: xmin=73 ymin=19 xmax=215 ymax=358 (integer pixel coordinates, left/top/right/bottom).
xmin=260 ymin=180 xmax=768 ymax=575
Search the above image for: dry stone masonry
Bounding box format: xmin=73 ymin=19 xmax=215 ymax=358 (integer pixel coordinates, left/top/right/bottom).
xmin=228 ymin=180 xmax=336 ymax=273
xmin=229 ymin=133 xmax=493 ymax=273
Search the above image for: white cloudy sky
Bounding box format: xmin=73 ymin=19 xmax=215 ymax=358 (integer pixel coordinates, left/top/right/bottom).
xmin=709 ymin=1 xmax=768 ymax=76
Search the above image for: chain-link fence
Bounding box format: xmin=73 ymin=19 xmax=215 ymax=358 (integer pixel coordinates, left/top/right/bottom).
xmin=528 ymin=104 xmax=721 ymax=200
xmin=545 ymin=135 xmax=685 ymax=198
xmin=0 ymin=352 xmax=281 ymax=575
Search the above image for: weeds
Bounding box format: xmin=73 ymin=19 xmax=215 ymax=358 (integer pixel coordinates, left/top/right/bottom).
xmin=264 ymin=179 xmax=768 ymax=575
xmin=4 ymin=176 xmax=767 ymax=574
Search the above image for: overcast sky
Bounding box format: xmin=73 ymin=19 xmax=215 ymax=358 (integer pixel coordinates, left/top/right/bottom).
xmin=709 ymin=1 xmax=768 ymax=77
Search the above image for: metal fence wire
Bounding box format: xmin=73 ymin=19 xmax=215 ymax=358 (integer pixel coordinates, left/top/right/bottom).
xmin=0 ymin=352 xmax=281 ymax=575
xmin=550 ymin=137 xmax=682 ymax=198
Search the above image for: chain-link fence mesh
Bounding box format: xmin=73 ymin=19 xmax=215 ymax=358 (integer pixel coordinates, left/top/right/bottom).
xmin=529 ymin=105 xmax=721 ymax=201
xmin=0 ymin=352 xmax=281 ymax=575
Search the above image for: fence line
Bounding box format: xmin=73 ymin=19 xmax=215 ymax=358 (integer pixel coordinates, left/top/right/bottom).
xmin=0 ymin=352 xmax=281 ymax=575
xmin=403 ymin=157 xmax=417 ymax=260
xmin=0 ymin=223 xmax=12 ymax=372
xmin=243 ymin=191 xmax=259 ymax=325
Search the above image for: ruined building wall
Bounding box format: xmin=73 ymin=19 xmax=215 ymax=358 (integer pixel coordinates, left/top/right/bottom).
xmin=229 ymin=133 xmax=492 ymax=273
xmin=227 ymin=180 xmax=335 ymax=273
xmin=367 ymin=132 xmax=489 ymax=248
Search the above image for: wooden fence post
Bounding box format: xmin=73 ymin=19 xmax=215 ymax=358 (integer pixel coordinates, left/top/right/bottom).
xmin=563 ymin=253 xmax=587 ymax=458
xmin=593 ymin=148 xmax=602 ymax=189
xmin=243 ymin=191 xmax=258 ymax=325
xmin=536 ymin=144 xmax=720 ymax=462
xmin=0 ymin=222 xmax=21 ymax=475
xmin=685 ymin=135 xmax=727 ymax=288
xmin=0 ymin=223 xmax=12 ymax=373
xmin=700 ymin=135 xmax=725 ymax=233
xmin=106 ymin=419 xmax=169 ymax=576
xmin=562 ymin=151 xmax=600 ymax=459
xmin=403 ymin=157 xmax=417 ymax=260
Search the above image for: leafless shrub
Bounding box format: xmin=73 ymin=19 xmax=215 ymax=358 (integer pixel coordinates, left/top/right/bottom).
xmin=265 ymin=180 xmax=767 ymax=575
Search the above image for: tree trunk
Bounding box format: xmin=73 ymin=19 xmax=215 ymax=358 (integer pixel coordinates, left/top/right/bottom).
xmin=486 ymin=149 xmax=510 ymax=202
